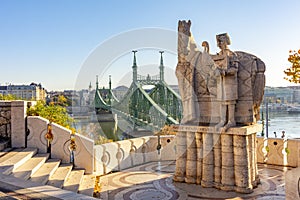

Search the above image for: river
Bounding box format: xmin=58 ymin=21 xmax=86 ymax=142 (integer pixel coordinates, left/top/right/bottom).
xmin=73 ymin=110 xmax=300 ymax=142
xmin=260 ymin=111 xmax=300 ymax=139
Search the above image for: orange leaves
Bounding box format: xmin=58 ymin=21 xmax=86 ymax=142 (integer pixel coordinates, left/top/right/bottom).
xmin=284 ymin=49 xmax=300 ymax=84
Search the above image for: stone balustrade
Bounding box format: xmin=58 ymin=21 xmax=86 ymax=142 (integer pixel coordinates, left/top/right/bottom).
xmin=1 ymin=100 xmax=300 ymax=178
xmin=256 ymin=137 xmax=300 ymax=167
xmin=94 ymin=135 xmax=176 ymax=175
xmin=27 ymin=116 xmax=94 ymax=173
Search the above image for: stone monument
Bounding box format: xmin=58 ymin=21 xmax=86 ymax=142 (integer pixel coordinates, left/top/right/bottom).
xmin=173 ymin=20 xmax=265 ymax=193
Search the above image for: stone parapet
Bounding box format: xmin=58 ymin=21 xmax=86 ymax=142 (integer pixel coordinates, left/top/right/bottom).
xmin=94 ymin=135 xmax=176 ymax=175
xmin=257 ymin=137 xmax=300 ymax=167
xmin=173 ymin=124 xmax=261 ymax=194
xmin=27 ymin=116 xmax=94 ymax=174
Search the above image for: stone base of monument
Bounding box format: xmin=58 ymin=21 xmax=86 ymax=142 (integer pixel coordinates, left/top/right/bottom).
xmin=172 ymin=124 xmax=261 ymax=194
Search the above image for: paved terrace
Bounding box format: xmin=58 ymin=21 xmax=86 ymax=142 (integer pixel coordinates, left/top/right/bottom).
xmin=0 ymin=158 xmax=290 ymax=200
xmin=97 ymin=161 xmax=288 ymax=200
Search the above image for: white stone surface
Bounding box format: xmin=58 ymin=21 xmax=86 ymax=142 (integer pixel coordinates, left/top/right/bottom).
xmin=39 ymin=121 xmax=95 ymax=174
xmin=130 ymin=137 xmax=146 ymax=166
xmin=27 ymin=116 xmax=49 ymax=153
xmin=160 ymin=136 xmax=176 ymax=161
xmin=93 ymin=145 xmax=104 ymax=175
xmin=101 ymin=142 xmax=119 ymax=173
xmin=117 ymin=139 xmax=132 ymax=170
xmin=11 ymin=101 xmax=27 ymax=147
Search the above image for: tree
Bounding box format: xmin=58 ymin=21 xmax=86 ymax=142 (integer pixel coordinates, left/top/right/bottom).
xmin=57 ymin=95 xmax=68 ymax=106
xmin=0 ymin=94 xmax=20 ymax=100
xmin=284 ymin=49 xmax=300 ymax=83
xmin=27 ymin=101 xmax=74 ymax=129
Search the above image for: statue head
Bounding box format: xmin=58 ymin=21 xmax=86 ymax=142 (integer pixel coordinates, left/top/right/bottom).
xmin=216 ymin=33 xmax=231 ymax=50
xmin=178 ymin=20 xmax=192 ymax=58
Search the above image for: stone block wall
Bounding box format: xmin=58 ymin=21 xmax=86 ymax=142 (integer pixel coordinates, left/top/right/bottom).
xmin=0 ymin=100 xmax=35 ymax=147
xmin=0 ymin=101 xmax=12 ymax=141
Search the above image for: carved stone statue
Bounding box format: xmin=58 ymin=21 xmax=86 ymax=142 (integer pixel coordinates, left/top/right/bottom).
xmin=212 ymin=33 xmax=238 ymax=131
xmin=175 ymin=20 xmax=265 ymax=128
xmin=174 ymin=20 xmax=264 ymax=194
xmin=176 ymin=20 xmax=216 ymax=125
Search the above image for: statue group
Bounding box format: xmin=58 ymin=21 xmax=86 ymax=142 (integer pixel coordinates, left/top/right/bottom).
xmin=173 ymin=20 xmax=265 ymax=194
xmin=176 ymin=20 xmax=265 ymax=131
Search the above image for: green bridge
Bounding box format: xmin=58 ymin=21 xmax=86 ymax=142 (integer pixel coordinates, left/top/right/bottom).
xmin=94 ymin=51 xmax=182 ymax=132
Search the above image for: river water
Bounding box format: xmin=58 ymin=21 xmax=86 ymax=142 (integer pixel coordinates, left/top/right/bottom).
xmin=260 ymin=111 xmax=300 ymax=139
xmin=73 ymin=111 xmax=300 ymax=141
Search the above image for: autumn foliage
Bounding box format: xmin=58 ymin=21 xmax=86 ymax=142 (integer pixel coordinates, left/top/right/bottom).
xmin=284 ymin=49 xmax=300 ymax=83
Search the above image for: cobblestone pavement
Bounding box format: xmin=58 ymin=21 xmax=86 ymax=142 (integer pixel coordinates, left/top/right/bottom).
xmin=99 ymin=161 xmax=288 ymax=200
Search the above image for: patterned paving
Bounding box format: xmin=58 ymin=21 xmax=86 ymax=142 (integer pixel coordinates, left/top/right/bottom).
xmin=99 ymin=161 xmax=288 ymax=200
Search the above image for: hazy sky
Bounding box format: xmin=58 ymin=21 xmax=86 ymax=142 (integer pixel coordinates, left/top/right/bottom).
xmin=1 ymin=0 xmax=300 ymax=91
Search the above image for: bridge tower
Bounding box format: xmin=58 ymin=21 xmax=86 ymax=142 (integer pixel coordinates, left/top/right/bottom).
xmin=132 ymin=50 xmax=138 ymax=82
xmin=159 ymin=51 xmax=164 ymax=82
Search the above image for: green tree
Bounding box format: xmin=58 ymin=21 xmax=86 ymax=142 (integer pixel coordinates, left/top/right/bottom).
xmin=284 ymin=49 xmax=300 ymax=83
xmin=27 ymin=101 xmax=74 ymax=128
xmin=0 ymin=94 xmax=20 ymax=100
xmin=57 ymin=95 xmax=68 ymax=106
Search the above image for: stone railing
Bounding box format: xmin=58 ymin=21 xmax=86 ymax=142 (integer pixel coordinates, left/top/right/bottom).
xmin=27 ymin=116 xmax=94 ymax=173
xmin=2 ymin=100 xmax=300 ymax=176
xmin=94 ymin=135 xmax=175 ymax=175
xmin=257 ymin=137 xmax=300 ymax=167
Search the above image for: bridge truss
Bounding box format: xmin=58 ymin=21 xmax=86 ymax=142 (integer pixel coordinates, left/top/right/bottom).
xmin=94 ymin=51 xmax=182 ymax=132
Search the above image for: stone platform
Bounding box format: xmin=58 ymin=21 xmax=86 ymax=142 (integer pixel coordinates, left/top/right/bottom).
xmin=98 ymin=160 xmax=287 ymax=200
xmin=173 ymin=124 xmax=261 ymax=193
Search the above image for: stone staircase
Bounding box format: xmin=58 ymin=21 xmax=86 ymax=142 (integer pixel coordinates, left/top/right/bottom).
xmin=0 ymin=147 xmax=96 ymax=198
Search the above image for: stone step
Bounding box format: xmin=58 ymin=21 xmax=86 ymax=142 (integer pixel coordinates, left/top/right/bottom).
xmin=63 ymin=169 xmax=85 ymax=193
xmin=78 ymin=174 xmax=96 ymax=196
xmin=0 ymin=148 xmax=37 ymax=174
xmin=0 ymin=148 xmax=23 ymax=162
xmin=47 ymin=163 xmax=73 ymax=188
xmin=11 ymin=154 xmax=49 ymax=180
xmin=0 ymin=148 xmax=13 ymax=158
xmin=30 ymin=158 xmax=61 ymax=184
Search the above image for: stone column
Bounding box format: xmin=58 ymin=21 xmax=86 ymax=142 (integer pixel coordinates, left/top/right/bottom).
xmin=195 ymin=132 xmax=203 ymax=184
xmin=185 ymin=131 xmax=196 ymax=183
xmin=201 ymin=132 xmax=214 ymax=187
xmin=221 ymin=133 xmax=235 ymax=191
xmin=213 ymin=133 xmax=221 ymax=188
xmin=174 ymin=131 xmax=187 ymax=182
xmin=233 ymin=134 xmax=252 ymax=193
xmin=250 ymin=133 xmax=259 ymax=186
xmin=11 ymin=101 xmax=27 ymax=148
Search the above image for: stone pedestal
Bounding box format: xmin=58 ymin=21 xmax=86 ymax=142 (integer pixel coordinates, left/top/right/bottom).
xmin=173 ymin=124 xmax=261 ymax=194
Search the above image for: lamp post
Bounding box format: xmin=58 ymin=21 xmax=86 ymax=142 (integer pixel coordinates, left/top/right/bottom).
xmin=266 ymin=99 xmax=269 ymax=138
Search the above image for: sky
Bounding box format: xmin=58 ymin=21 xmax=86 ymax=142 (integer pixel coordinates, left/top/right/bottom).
xmin=1 ymin=0 xmax=300 ymax=91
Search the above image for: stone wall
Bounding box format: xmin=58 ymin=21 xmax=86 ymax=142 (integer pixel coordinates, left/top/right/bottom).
xmin=94 ymin=135 xmax=176 ymax=175
xmin=0 ymin=101 xmax=12 ymax=141
xmin=257 ymin=137 xmax=300 ymax=167
xmin=27 ymin=116 xmax=95 ymax=174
